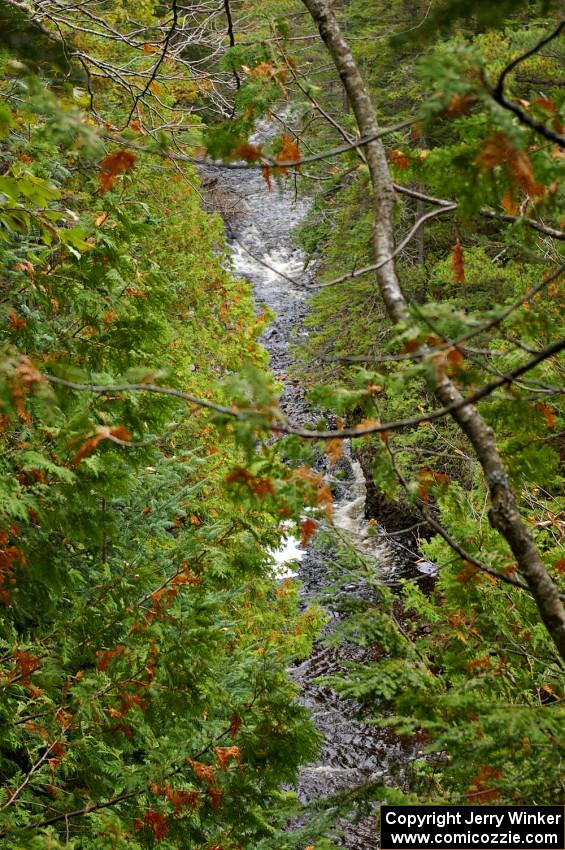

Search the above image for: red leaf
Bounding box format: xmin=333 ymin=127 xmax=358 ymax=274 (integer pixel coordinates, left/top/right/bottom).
xmin=388 ymin=149 xmax=410 ymax=170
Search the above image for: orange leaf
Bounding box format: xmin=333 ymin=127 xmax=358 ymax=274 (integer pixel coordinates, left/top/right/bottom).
xmin=501 ymin=193 xmax=520 ymax=215
xmin=72 ymin=425 xmax=130 ymax=464
xmin=325 ymin=437 xmax=344 ymax=466
xmin=208 ymin=786 xmax=223 ymax=811
xmin=214 ymin=746 xmax=240 ymax=769
xmin=8 ymin=309 xmax=26 ymax=330
xmin=261 ymin=165 xmax=273 ymax=191
xmin=14 ymin=260 xmax=34 ymax=278
xmin=276 ymin=133 xmax=300 ymax=175
xmin=234 ymin=143 xmax=263 ymax=163
xmin=144 ymin=810 xmax=168 ymax=840
xmin=300 ymin=518 xmax=318 ymax=547
xmin=533 ymin=98 xmax=556 ymax=114
xmin=445 ymin=93 xmax=478 ymax=117
xmin=535 ymin=403 xmax=556 ymax=428
xmin=229 ymin=714 xmax=242 ymax=738
xmin=389 ymin=149 xmax=410 ymax=170
xmin=476 ymin=134 xmax=544 ymax=197
xmin=99 ymin=149 xmax=136 ymax=194
xmin=190 ymin=760 xmax=215 ymax=786
xmin=451 ymin=240 xmax=465 ymax=283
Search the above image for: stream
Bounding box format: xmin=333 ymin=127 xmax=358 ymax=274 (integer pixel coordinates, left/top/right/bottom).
xmin=206 ymin=124 xmax=419 ymax=848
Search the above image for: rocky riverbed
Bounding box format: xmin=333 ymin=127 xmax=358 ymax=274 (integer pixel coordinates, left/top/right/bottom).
xmin=208 ymin=130 xmax=421 ymax=848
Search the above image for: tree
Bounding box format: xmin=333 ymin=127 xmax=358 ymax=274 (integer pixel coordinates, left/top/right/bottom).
xmin=1 ymin=0 xmax=564 ymax=839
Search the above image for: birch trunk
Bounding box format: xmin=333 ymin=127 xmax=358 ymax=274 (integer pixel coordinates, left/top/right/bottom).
xmin=301 ymin=0 xmax=565 ymax=662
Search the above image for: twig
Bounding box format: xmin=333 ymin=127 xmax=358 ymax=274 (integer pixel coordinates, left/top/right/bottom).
xmin=490 ymin=19 xmax=565 ymax=148
xmin=124 ymin=0 xmax=179 ymax=127
xmin=310 ymin=205 xmax=457 ymax=289
xmin=42 ymin=336 xmax=565 ymax=441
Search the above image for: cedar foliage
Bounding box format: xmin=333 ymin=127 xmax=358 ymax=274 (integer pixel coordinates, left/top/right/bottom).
xmin=0 ymin=7 xmax=323 ymax=848
xmin=0 ymin=0 xmax=564 ymax=846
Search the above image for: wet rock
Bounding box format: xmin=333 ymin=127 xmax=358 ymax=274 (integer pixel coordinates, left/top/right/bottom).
xmin=222 ymin=130 xmax=416 ymax=850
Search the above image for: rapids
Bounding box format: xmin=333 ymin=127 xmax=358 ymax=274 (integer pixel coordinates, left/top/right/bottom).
xmin=206 ymin=124 xmax=420 ymax=847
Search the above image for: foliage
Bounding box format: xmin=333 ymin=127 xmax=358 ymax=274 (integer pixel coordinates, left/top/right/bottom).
xmin=287 ymin=0 xmax=565 ymax=811
xmin=1 ymin=0 xmax=564 ymax=846
xmin=0 ymin=20 xmax=324 ymax=849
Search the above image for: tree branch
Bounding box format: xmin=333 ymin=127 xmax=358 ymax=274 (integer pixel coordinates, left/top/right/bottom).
xmin=490 ymin=19 xmax=565 ymax=148
xmin=300 ymin=0 xmax=565 ymax=661
xmin=41 ymin=336 xmax=565 ymax=441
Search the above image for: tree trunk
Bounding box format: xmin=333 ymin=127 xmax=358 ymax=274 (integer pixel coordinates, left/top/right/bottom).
xmin=301 ymin=0 xmax=565 ymax=662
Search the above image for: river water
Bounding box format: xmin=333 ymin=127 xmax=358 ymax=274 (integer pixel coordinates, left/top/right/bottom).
xmin=207 ymin=131 xmax=417 ymax=848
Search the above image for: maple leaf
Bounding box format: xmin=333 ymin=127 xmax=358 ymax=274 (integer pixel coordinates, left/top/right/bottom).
xmin=233 ymin=143 xmax=263 ymax=163
xmin=229 ymin=714 xmax=242 ymax=738
xmin=325 ymin=436 xmax=344 ymax=465
xmin=261 ymin=165 xmax=273 ymax=191
xmin=451 ymin=240 xmax=465 ymax=283
xmin=300 ymin=518 xmax=318 ymax=547
xmin=190 ymin=760 xmax=215 ymax=785
xmin=214 ymin=745 xmax=240 ymax=769
xmin=99 ymin=149 xmax=136 ymax=194
xmin=445 ymin=93 xmax=478 ymax=117
xmin=535 ymin=403 xmax=556 ymax=428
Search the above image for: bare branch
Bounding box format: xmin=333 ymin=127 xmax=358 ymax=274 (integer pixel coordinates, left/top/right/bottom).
xmin=301 ymin=0 xmax=565 ymax=660
xmin=490 ymin=19 xmax=565 ymax=147
xmin=124 ymin=0 xmax=179 ymax=127
xmin=42 ymin=336 xmax=565 ymax=441
xmin=311 ymin=204 xmax=457 ymax=289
